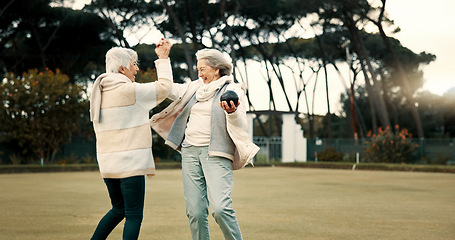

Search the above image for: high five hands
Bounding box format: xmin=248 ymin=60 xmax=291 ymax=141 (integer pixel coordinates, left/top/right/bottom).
xmin=155 ymin=38 xmax=172 ymax=59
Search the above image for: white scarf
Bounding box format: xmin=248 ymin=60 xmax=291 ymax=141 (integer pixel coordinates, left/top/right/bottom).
xmin=90 ymin=73 xmax=132 ymax=122
xmin=195 ymin=76 xmax=232 ymax=102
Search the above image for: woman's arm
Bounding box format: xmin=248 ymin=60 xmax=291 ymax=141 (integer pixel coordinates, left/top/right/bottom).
xmin=167 ymin=82 xmax=190 ymax=101
xmin=221 ymin=84 xmax=248 ymax=131
xmin=134 ymin=59 xmax=173 ymax=110
xmin=134 ymin=38 xmax=174 ymax=110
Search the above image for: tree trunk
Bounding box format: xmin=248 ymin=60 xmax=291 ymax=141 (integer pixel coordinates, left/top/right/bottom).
xmin=373 ymin=0 xmax=424 ymax=138
xmin=219 ymin=0 xmax=239 ymax=81
xmin=315 ymin=35 xmax=333 ymax=138
xmin=98 ymin=8 xmax=130 ymax=47
xmin=330 ymin=61 xmax=359 ymax=140
xmin=378 ymin=69 xmax=398 ymax=127
xmin=346 ymin=18 xmax=391 ymax=130
xmin=161 ymin=0 xmax=197 ymax=80
xmin=201 ymin=0 xmax=216 ymax=45
xmin=254 ymin=41 xmax=292 ymax=111
xmin=234 ymin=40 xmax=254 ymax=110
xmin=185 ymin=0 xmax=199 ymax=52
xmin=0 ymin=0 xmax=16 ymax=17
xmin=348 ymin=34 xmax=378 ymax=133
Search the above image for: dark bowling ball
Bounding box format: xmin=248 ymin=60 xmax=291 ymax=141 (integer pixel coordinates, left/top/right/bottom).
xmin=220 ymin=90 xmax=239 ymax=108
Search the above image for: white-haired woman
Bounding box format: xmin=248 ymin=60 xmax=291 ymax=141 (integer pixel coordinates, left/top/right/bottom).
xmin=89 ymin=40 xmax=173 ymax=240
xmin=151 ymin=39 xmax=259 ymax=240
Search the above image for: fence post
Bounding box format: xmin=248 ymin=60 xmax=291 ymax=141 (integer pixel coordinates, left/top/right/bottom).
xmin=419 ymin=138 xmax=425 ymax=161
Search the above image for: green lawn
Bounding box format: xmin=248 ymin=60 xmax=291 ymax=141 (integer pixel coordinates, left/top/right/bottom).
xmin=1 ymin=167 xmax=454 ymax=239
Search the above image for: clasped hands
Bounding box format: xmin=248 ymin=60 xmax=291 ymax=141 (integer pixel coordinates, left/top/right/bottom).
xmin=155 ymin=38 xmax=172 ymax=59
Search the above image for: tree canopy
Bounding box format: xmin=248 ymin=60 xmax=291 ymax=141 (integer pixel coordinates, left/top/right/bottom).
xmin=0 ymin=69 xmax=87 ymax=163
xmin=1 ymin=0 xmax=454 ymax=164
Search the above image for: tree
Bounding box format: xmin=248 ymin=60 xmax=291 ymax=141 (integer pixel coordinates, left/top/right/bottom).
xmin=1 ymin=0 xmax=439 ymax=144
xmin=413 ymin=91 xmax=444 ymax=138
xmin=160 ymin=0 xmax=198 ymax=80
xmin=441 ymin=89 xmax=455 ymax=137
xmin=364 ymin=32 xmax=435 ymax=136
xmin=367 ymin=0 xmax=426 ymax=138
xmin=0 ymin=0 xmax=115 ymax=81
xmin=340 ymin=85 xmax=375 ymax=138
xmin=85 ymin=0 xmax=158 ymax=48
xmin=314 ymin=0 xmax=436 ymax=139
xmin=0 ymin=69 xmax=87 ymax=163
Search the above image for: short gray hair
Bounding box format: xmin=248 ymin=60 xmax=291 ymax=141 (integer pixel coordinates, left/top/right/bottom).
xmin=105 ymin=47 xmax=138 ymax=73
xmin=195 ymin=48 xmax=233 ymax=76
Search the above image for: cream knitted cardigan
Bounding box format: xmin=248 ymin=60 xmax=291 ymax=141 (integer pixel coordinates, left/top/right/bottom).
xmin=90 ymin=59 xmax=173 ymax=178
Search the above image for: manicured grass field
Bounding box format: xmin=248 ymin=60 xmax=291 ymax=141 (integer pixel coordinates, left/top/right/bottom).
xmin=1 ymin=167 xmax=454 ymax=239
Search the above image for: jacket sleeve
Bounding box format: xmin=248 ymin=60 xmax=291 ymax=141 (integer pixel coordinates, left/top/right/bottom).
xmin=153 ymin=59 xmax=174 ymax=103
xmin=225 ymin=84 xmax=248 ymax=131
xmin=134 ymin=59 xmax=173 ymax=110
xmin=168 ymin=82 xmax=191 ymax=101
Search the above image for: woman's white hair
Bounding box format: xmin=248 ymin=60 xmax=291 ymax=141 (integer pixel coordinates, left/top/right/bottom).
xmin=105 ymin=47 xmax=138 ymax=73
xmin=195 ymin=48 xmax=233 ymax=76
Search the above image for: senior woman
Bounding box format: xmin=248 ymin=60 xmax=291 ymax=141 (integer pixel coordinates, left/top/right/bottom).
xmin=151 ymin=40 xmax=259 ymax=240
xmin=89 ymin=40 xmax=173 ymax=240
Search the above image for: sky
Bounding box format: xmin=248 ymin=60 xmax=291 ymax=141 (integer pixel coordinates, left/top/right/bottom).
xmin=386 ymin=0 xmax=455 ymax=95
xmin=72 ymin=0 xmax=455 ymax=113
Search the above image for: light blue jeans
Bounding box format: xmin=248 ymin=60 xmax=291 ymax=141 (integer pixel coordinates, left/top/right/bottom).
xmin=181 ymin=146 xmax=242 ymax=240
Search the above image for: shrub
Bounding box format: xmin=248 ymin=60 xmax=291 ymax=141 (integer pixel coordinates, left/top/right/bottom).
xmin=317 ymin=147 xmax=343 ymax=162
xmin=80 ymin=154 xmax=96 ymax=164
xmin=9 ymin=153 xmax=22 ymax=165
xmin=364 ymin=125 xmax=417 ymax=163
xmin=433 ymin=153 xmax=450 ymax=165
xmin=0 ymin=69 xmax=87 ymax=163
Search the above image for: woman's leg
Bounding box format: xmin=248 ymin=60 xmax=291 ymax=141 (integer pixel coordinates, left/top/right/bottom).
xmin=202 ymin=156 xmax=242 ymax=240
xmin=91 ymin=178 xmax=125 ymax=240
xmin=182 ymin=146 xmax=210 ymax=240
xmin=120 ymin=175 xmax=145 ymax=240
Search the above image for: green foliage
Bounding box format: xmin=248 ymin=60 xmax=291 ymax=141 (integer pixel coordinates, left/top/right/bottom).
xmin=339 ymin=85 xmax=455 ymax=138
xmin=364 ymin=126 xmax=417 ymax=163
xmin=433 ymin=153 xmax=450 ymax=165
xmin=440 ymin=90 xmax=455 ymax=137
xmin=0 ymin=69 xmax=88 ymax=163
xmin=135 ymin=68 xmax=158 ymax=83
xmin=317 ymin=147 xmax=343 ymax=162
xmin=60 ymin=153 xmax=78 ymax=165
xmin=78 ymin=154 xmax=96 ymax=164
xmin=9 ymin=153 xmax=22 ymax=165
xmin=318 ymin=113 xmax=352 ymax=138
xmin=0 ymin=0 xmax=114 ymax=79
xmin=252 ymin=114 xmax=283 ymax=137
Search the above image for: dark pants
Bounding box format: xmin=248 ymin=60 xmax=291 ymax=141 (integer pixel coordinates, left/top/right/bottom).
xmin=91 ymin=175 xmax=145 ymax=240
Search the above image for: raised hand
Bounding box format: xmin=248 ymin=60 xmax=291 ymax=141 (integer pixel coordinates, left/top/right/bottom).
xmin=155 ymin=38 xmax=172 ymax=59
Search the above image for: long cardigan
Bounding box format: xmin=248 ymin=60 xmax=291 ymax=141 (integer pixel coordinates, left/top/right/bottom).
xmin=91 ymin=59 xmax=173 ymax=178
xmin=150 ymin=79 xmax=259 ymax=170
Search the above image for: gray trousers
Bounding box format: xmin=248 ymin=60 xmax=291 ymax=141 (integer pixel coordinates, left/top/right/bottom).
xmin=181 ymin=146 xmax=242 ymax=240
